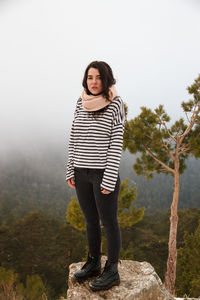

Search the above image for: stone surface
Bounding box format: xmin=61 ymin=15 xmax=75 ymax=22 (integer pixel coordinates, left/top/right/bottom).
xmin=66 ymin=256 xmax=175 ymax=300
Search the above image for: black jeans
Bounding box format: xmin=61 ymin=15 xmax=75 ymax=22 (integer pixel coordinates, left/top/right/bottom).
xmin=74 ymin=167 xmax=121 ymax=263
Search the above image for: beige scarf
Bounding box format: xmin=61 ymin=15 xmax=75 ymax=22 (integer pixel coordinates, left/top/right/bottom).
xmin=81 ymin=85 xmax=118 ymax=111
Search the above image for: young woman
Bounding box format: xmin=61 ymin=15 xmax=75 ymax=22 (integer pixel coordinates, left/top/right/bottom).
xmin=66 ymin=61 xmax=125 ymax=291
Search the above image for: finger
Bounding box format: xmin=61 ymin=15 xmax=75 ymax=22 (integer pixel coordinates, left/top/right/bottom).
xmin=67 ymin=181 xmax=73 ymax=188
xmin=101 ymin=189 xmax=111 ymax=194
xmin=67 ymin=179 xmax=75 ymax=189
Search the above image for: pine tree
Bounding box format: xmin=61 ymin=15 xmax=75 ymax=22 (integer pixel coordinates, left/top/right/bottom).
xmin=0 ymin=267 xmax=22 ymax=300
xmin=118 ymin=178 xmax=144 ymax=228
xmin=0 ymin=268 xmax=48 ymax=300
xmin=176 ymin=218 xmax=200 ymax=297
xmin=24 ymin=274 xmax=47 ymax=300
xmin=123 ymin=75 xmax=200 ymax=294
xmin=66 ymin=197 xmax=86 ymax=231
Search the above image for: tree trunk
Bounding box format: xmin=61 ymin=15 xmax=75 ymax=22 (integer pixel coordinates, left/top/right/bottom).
xmin=164 ymin=156 xmax=180 ymax=295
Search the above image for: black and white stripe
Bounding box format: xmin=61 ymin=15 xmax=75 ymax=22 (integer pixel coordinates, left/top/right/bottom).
xmin=66 ymin=96 xmax=125 ymax=192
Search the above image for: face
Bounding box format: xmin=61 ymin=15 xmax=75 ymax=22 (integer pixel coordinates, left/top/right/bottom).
xmin=87 ymin=67 xmax=103 ymax=95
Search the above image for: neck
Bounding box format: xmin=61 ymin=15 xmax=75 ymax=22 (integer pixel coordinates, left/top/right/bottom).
xmin=89 ymin=91 xmax=103 ymax=96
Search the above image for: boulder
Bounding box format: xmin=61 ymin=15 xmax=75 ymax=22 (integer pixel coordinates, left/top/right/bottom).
xmin=66 ymin=256 xmax=175 ymax=300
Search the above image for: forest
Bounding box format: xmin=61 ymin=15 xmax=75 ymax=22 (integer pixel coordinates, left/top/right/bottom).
xmin=0 ymin=151 xmax=200 ymax=299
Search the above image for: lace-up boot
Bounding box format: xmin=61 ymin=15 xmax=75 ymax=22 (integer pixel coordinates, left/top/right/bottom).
xmin=89 ymin=260 xmax=120 ymax=291
xmin=73 ymin=253 xmax=101 ymax=283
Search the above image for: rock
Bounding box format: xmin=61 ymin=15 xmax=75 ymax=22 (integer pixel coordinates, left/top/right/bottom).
xmin=66 ymin=256 xmax=175 ymax=300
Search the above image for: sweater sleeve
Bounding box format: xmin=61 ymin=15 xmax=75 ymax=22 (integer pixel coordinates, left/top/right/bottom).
xmin=100 ymin=98 xmax=125 ymax=192
xmin=65 ymin=99 xmax=79 ymax=181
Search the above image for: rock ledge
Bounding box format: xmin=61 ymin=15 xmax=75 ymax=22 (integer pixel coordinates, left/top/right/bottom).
xmin=66 ymin=256 xmax=175 ymax=300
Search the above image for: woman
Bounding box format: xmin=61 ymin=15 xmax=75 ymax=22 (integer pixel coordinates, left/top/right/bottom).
xmin=66 ymin=61 xmax=125 ymax=291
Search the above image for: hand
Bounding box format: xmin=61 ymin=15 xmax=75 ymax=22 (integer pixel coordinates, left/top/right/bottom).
xmin=101 ymin=188 xmax=111 ymax=194
xmin=67 ymin=177 xmax=75 ymax=189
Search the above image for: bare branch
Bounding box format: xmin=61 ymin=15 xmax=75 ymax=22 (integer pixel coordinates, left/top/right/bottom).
xmin=163 ymin=144 xmax=175 ymax=160
xmin=157 ymin=114 xmax=176 ymax=142
xmin=143 ymin=144 xmax=175 ymax=174
xmin=185 ymin=111 xmax=191 ymax=123
xmin=162 ymin=121 xmax=176 ymax=142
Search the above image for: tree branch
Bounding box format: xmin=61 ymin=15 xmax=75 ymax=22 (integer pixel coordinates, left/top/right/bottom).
xmin=159 ymin=168 xmax=171 ymax=172
xmin=157 ymin=120 xmax=175 ymax=160
xmin=180 ymin=105 xmax=200 ymax=142
xmin=185 ymin=111 xmax=191 ymax=124
xmin=163 ymin=144 xmax=175 ymax=160
xmin=143 ymin=144 xmax=175 ymax=174
xmin=158 ymin=117 xmax=176 ymax=142
xmin=178 ymin=145 xmax=191 ymax=155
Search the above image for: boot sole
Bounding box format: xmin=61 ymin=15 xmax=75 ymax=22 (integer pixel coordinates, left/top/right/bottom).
xmin=73 ymin=270 xmax=101 ymax=283
xmin=89 ymin=279 xmax=120 ymax=291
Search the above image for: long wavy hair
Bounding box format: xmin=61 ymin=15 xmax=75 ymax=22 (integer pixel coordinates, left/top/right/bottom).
xmin=82 ymin=61 xmax=116 ymax=118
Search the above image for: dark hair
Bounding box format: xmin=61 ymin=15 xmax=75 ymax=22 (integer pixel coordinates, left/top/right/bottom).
xmin=82 ymin=61 xmax=116 ymax=101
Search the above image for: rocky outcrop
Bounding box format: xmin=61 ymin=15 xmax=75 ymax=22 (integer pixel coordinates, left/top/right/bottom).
xmin=66 ymin=256 xmax=175 ymax=300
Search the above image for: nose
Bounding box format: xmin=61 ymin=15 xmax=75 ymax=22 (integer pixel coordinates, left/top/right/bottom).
xmin=92 ymin=78 xmax=97 ymax=84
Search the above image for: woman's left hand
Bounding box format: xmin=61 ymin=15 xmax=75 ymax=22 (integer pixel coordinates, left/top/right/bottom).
xmin=101 ymin=188 xmax=111 ymax=194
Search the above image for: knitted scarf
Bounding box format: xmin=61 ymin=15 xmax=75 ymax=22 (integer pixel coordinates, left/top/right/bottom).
xmin=81 ymin=85 xmax=117 ymax=111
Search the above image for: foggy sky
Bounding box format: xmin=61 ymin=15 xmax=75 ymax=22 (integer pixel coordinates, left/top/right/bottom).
xmin=0 ymin=0 xmax=200 ymax=156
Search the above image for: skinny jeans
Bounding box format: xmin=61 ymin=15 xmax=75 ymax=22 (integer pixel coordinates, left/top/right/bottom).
xmin=74 ymin=167 xmax=121 ymax=263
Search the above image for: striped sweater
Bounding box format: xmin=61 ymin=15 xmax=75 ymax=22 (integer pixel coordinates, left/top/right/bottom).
xmin=66 ymin=96 xmax=125 ymax=192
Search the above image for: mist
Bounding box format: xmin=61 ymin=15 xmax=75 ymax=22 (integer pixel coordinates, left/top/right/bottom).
xmin=0 ymin=0 xmax=200 ymax=160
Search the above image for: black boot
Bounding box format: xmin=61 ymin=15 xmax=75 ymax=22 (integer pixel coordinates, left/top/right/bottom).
xmin=73 ymin=253 xmax=101 ymax=283
xmin=89 ymin=260 xmax=120 ymax=291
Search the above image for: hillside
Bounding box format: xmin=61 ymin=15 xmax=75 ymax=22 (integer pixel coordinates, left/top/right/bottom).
xmin=0 ymin=148 xmax=200 ymax=224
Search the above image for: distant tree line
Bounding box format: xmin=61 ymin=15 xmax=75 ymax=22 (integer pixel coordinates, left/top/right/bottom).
xmin=0 ymin=155 xmax=200 ymax=226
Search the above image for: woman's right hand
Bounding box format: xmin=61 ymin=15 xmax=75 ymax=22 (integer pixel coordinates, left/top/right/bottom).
xmin=67 ymin=177 xmax=75 ymax=189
